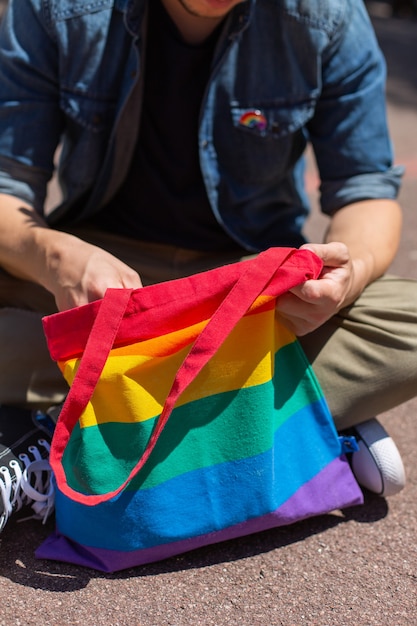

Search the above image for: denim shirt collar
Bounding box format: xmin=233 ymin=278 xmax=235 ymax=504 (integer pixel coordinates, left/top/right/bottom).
xmin=116 ymin=0 xmax=145 ymax=36
xmin=226 ymin=0 xmax=254 ymax=37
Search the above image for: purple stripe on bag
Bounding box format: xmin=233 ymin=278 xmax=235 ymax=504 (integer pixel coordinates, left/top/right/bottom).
xmin=36 ymin=457 xmax=362 ymax=573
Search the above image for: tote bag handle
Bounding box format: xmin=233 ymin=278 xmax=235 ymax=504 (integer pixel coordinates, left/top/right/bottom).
xmin=50 ymin=247 xmax=321 ymax=505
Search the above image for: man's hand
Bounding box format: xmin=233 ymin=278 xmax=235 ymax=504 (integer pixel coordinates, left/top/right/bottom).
xmin=275 ymin=242 xmax=355 ymax=336
xmin=0 ymin=195 xmax=143 ymax=311
xmin=44 ymin=234 xmax=143 ymax=311
xmin=275 ymin=199 xmax=403 ymax=336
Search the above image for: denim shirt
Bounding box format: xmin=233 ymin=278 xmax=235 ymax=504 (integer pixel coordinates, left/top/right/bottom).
xmin=0 ymin=0 xmax=403 ymax=251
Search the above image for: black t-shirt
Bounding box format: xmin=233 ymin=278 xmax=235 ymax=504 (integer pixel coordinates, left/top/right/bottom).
xmin=97 ymin=0 xmax=243 ymax=251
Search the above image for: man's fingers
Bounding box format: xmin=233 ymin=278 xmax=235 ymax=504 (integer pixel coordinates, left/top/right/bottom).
xmin=301 ymin=242 xmax=350 ymax=267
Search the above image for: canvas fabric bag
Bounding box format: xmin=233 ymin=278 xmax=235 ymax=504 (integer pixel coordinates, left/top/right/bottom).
xmin=36 ymin=247 xmax=363 ymax=572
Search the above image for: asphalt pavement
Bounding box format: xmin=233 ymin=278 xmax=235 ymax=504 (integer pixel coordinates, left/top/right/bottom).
xmin=0 ymin=4 xmax=416 ymax=625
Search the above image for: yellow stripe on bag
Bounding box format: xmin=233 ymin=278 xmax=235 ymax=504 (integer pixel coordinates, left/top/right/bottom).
xmin=60 ymin=308 xmax=296 ymax=428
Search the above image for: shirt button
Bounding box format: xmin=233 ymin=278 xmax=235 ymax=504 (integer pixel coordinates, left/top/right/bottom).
xmin=201 ymin=140 xmax=209 ymax=148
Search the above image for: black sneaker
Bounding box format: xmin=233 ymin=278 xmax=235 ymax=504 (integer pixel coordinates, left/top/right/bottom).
xmin=0 ymin=405 xmax=56 ymax=533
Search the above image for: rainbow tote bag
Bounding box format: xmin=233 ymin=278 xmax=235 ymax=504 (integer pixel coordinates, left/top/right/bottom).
xmin=36 ymin=247 xmax=363 ymax=572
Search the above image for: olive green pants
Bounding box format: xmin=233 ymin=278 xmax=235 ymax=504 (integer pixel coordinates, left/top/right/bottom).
xmin=1 ymin=227 xmax=417 ymax=431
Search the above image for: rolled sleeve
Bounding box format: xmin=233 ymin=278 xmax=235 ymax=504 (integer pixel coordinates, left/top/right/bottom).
xmin=0 ymin=155 xmax=51 ymax=211
xmin=320 ymin=165 xmax=404 ymax=216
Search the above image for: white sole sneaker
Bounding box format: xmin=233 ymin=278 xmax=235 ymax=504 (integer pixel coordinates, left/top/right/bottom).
xmin=350 ymin=418 xmax=406 ymax=497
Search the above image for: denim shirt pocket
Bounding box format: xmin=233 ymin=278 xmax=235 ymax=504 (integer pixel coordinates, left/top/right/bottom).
xmin=217 ymin=99 xmax=316 ymax=185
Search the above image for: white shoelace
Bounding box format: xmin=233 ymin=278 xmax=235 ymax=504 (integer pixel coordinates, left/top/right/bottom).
xmin=0 ymin=439 xmax=54 ymax=532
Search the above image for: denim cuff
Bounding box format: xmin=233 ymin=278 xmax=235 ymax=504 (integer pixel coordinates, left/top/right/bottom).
xmin=0 ymin=156 xmax=48 ymax=214
xmin=320 ymin=165 xmax=405 ymax=215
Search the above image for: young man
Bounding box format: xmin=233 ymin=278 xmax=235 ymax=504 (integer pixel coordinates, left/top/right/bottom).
xmin=0 ymin=0 xmax=414 ymax=530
